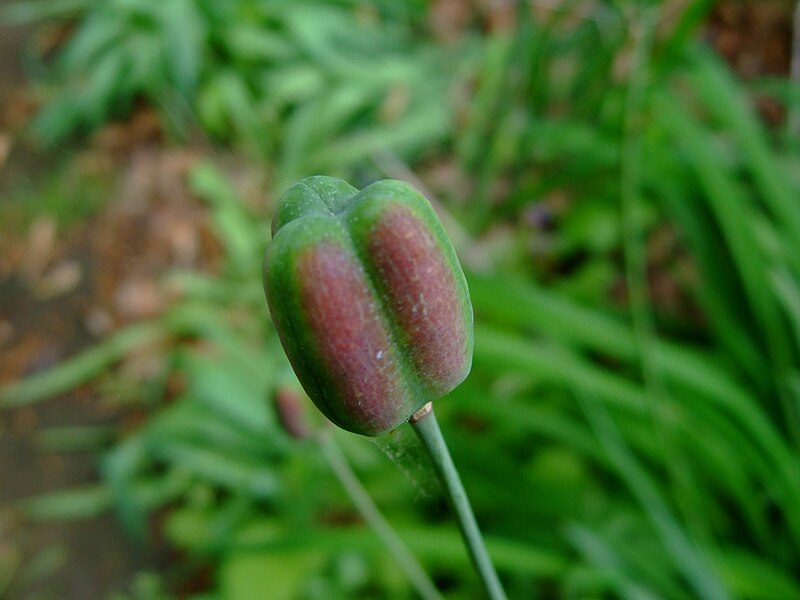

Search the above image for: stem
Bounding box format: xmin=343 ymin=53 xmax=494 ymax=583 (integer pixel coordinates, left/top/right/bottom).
xmin=409 ymin=403 xmax=507 ymax=600
xmin=318 ymin=430 xmax=443 ymax=600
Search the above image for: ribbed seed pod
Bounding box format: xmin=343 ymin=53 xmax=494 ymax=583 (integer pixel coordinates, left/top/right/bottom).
xmin=264 ymin=176 xmax=473 ymax=436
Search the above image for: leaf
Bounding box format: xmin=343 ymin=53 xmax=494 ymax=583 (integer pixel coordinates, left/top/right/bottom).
xmin=220 ymin=550 xmax=326 ymax=600
xmin=158 ymin=0 xmax=206 ymax=96
xmin=655 ymin=91 xmax=792 ymax=374
xmin=21 ymin=485 xmax=113 ymax=520
xmin=0 ymin=0 xmax=90 ymax=24
xmin=576 ymin=393 xmax=731 ymax=600
xmin=0 ymin=322 xmax=163 ymax=408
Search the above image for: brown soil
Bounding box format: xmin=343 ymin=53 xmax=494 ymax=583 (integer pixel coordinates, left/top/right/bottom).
xmin=0 ymin=32 xmax=219 ymax=593
xmin=0 ymin=139 xmax=217 ymax=598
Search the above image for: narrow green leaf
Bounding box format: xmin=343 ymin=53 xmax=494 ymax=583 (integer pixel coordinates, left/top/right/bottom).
xmin=21 ymin=485 xmax=113 ymax=520
xmin=0 ymin=322 xmax=163 ymax=408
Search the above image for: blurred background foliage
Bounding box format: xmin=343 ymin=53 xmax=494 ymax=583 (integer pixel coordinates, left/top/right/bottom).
xmin=1 ymin=0 xmax=800 ymax=598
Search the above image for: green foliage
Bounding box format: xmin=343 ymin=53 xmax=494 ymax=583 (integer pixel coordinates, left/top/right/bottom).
xmin=7 ymin=0 xmax=452 ymax=187
xmin=4 ymin=1 xmax=800 ymax=598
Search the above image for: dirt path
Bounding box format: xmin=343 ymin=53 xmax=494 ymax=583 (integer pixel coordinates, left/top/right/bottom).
xmin=0 ymin=162 xmax=169 ymax=599
xmin=0 ymin=17 xmax=206 ymax=590
xmin=0 ymin=15 xmax=158 ymax=600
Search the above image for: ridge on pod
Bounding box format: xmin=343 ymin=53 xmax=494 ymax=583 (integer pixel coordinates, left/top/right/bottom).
xmin=263 ymin=176 xmax=473 ymax=436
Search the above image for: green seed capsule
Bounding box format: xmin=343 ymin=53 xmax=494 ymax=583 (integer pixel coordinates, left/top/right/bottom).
xmin=263 ymin=176 xmax=473 ymax=436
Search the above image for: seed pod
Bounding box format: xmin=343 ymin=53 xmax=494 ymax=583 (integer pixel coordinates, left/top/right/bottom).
xmin=264 ymin=176 xmax=473 ymax=436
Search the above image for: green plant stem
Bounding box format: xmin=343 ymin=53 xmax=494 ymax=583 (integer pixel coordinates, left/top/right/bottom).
xmin=410 ymin=403 xmax=507 ymax=600
xmin=318 ymin=430 xmax=443 ymax=600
